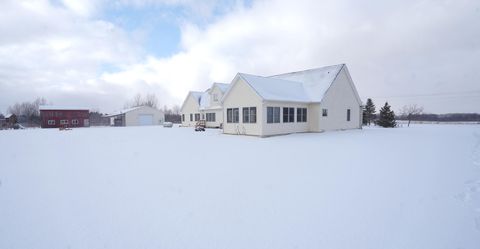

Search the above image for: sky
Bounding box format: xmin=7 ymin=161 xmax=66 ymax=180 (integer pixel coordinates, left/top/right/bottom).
xmin=1 ymin=0 xmax=479 ymax=114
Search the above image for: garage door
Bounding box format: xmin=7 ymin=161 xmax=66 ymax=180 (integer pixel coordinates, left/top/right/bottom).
xmin=138 ymin=114 xmax=154 ymax=126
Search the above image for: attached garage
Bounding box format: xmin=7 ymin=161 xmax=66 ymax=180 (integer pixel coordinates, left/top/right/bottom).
xmin=105 ymin=106 xmax=164 ymax=127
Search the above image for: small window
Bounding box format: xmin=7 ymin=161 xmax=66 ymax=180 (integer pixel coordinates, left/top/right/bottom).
xmin=322 ymin=109 xmax=328 ymax=117
xmin=72 ymin=119 xmax=79 ymax=125
xmin=283 ymin=107 xmax=295 ymax=123
xmin=195 ymin=113 xmax=200 ymax=121
xmin=267 ymin=107 xmax=280 ymax=123
xmin=201 ymin=113 xmax=205 ymax=120
xmin=60 ymin=120 xmax=68 ymax=125
xmin=190 ymin=114 xmax=193 ymax=122
xmin=297 ymin=108 xmax=307 ymax=122
xmin=347 ymin=109 xmax=351 ymax=121
xmin=47 ymin=120 xmax=55 ymax=125
xmin=182 ymin=114 xmax=185 ymax=122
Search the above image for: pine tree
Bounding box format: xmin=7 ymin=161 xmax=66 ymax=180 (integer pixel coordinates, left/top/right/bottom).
xmin=362 ymin=98 xmax=376 ymax=125
xmin=377 ymin=102 xmax=396 ymax=128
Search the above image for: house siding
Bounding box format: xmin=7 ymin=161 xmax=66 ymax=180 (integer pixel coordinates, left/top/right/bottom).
xmin=223 ymin=78 xmax=263 ymax=136
xmin=181 ymin=94 xmax=200 ymax=127
xmin=317 ymin=67 xmax=362 ymax=131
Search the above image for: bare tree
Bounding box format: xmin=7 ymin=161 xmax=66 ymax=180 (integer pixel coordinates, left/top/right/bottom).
xmin=144 ymin=94 xmax=158 ymax=108
xmin=7 ymin=97 xmax=47 ymax=125
xmin=400 ymin=104 xmax=424 ymax=127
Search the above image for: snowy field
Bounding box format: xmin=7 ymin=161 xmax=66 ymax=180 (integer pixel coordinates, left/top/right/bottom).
xmin=1 ymin=124 xmax=480 ymax=249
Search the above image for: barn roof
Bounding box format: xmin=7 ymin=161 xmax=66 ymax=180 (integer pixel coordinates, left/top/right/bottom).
xmin=39 ymin=105 xmax=89 ymax=111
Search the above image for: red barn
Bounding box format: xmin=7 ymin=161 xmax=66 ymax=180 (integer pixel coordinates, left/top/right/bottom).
xmin=39 ymin=106 xmax=90 ymax=128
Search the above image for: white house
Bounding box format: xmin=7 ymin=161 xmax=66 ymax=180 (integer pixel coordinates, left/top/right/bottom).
xmin=105 ymin=106 xmax=164 ymax=126
xmin=221 ymin=64 xmax=363 ymax=136
xmin=180 ymin=83 xmax=229 ymax=128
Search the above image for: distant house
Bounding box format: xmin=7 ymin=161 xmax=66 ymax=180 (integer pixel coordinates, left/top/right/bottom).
xmin=180 ymin=82 xmax=229 ymax=128
xmin=39 ymin=106 xmax=90 ymax=128
xmin=222 ymin=64 xmax=363 ymax=136
xmin=105 ymin=106 xmax=164 ymax=126
xmin=0 ymin=114 xmax=16 ymax=129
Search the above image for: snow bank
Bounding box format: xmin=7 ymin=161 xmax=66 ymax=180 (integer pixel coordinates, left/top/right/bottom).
xmin=0 ymin=124 xmax=479 ymax=249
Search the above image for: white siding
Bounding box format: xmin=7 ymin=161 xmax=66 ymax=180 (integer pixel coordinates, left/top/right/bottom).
xmin=125 ymin=106 xmax=164 ymax=126
xmin=317 ymin=68 xmax=362 ymax=131
xmin=223 ymin=78 xmax=263 ymax=136
xmin=180 ymin=94 xmax=200 ymax=127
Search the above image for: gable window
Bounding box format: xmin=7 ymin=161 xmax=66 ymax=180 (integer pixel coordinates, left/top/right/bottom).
xmin=242 ymin=107 xmax=256 ymax=123
xmin=48 ymin=120 xmax=55 ymax=125
xmin=60 ymin=120 xmax=68 ymax=125
xmin=182 ymin=114 xmax=185 ymax=122
xmin=283 ymin=107 xmax=295 ymax=123
xmin=72 ymin=119 xmax=79 ymax=125
xmin=213 ymin=94 xmax=218 ymax=101
xmin=206 ymin=113 xmax=216 ymax=122
xmin=267 ymin=107 xmax=280 ymax=123
xmin=227 ymin=108 xmax=239 ymax=123
xmin=190 ymin=114 xmax=193 ymax=122
xmin=195 ymin=113 xmax=200 ymax=121
xmin=347 ymin=109 xmax=351 ymax=121
xmin=297 ymin=108 xmax=307 ymax=122
xmin=322 ymin=109 xmax=328 ymax=117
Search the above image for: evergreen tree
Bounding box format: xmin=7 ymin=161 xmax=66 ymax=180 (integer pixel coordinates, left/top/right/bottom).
xmin=362 ymin=98 xmax=376 ymax=125
xmin=377 ymin=102 xmax=396 ymax=128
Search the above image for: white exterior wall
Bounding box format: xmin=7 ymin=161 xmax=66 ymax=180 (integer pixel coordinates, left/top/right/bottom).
xmin=124 ymin=106 xmax=164 ymax=126
xmin=223 ymin=78 xmax=263 ymax=136
xmin=209 ymin=86 xmax=223 ymax=107
xmin=180 ymin=94 xmax=200 ymax=127
xmin=261 ymin=101 xmax=310 ymax=137
xmin=317 ymin=68 xmax=362 ymax=131
xmin=201 ymin=108 xmax=223 ymax=128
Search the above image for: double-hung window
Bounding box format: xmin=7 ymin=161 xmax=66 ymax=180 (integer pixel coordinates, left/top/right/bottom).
xmin=48 ymin=120 xmax=55 ymax=125
xmin=283 ymin=107 xmax=295 ymax=123
xmin=182 ymin=114 xmax=185 ymax=122
xmin=347 ymin=109 xmax=351 ymax=121
xmin=242 ymin=107 xmax=257 ymax=123
xmin=190 ymin=114 xmax=193 ymax=121
xmin=72 ymin=119 xmax=79 ymax=125
xmin=227 ymin=108 xmax=239 ymax=123
xmin=297 ymin=108 xmax=307 ymax=122
xmin=60 ymin=120 xmax=68 ymax=125
xmin=267 ymin=107 xmax=280 ymax=123
xmin=206 ymin=113 xmax=216 ymax=122
xmin=194 ymin=113 xmax=200 ymax=121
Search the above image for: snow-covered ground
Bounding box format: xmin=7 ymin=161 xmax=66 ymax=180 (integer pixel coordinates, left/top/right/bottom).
xmin=1 ymin=124 xmax=479 ymax=249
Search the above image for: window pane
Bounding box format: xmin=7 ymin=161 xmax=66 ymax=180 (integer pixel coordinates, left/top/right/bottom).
xmin=267 ymin=107 xmax=273 ymax=123
xmin=250 ymin=107 xmax=256 ymax=123
xmin=233 ymin=108 xmax=239 ymax=123
xmin=227 ymin=109 xmax=232 ymax=123
xmin=274 ymin=107 xmax=280 ymax=123
xmin=243 ymin=108 xmax=249 ymax=123
xmin=347 ymin=109 xmax=351 ymax=121
xmin=289 ymin=108 xmax=294 ymax=122
xmin=283 ymin=107 xmax=288 ymax=123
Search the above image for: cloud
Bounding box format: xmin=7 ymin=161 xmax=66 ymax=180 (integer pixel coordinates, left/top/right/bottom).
xmin=1 ymin=0 xmax=479 ymax=114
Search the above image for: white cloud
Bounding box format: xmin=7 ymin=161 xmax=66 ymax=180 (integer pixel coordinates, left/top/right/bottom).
xmin=1 ymin=0 xmax=480 ymax=114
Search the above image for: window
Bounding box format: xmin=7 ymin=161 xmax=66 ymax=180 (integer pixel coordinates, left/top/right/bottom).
xmin=47 ymin=120 xmax=55 ymax=125
xmin=201 ymin=113 xmax=205 ymax=120
xmin=227 ymin=108 xmax=239 ymax=123
xmin=283 ymin=107 xmax=295 ymax=123
xmin=322 ymin=109 xmax=328 ymax=117
xmin=60 ymin=120 xmax=68 ymax=125
xmin=182 ymin=114 xmax=185 ymax=122
xmin=267 ymin=107 xmax=280 ymax=123
xmin=195 ymin=113 xmax=200 ymax=121
xmin=347 ymin=109 xmax=351 ymax=121
xmin=297 ymin=108 xmax=307 ymax=122
xmin=242 ymin=107 xmax=257 ymax=123
xmin=206 ymin=113 xmax=216 ymax=122
xmin=213 ymin=94 xmax=218 ymax=101
xmin=190 ymin=114 xmax=193 ymax=122
xmin=72 ymin=119 xmax=79 ymax=125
